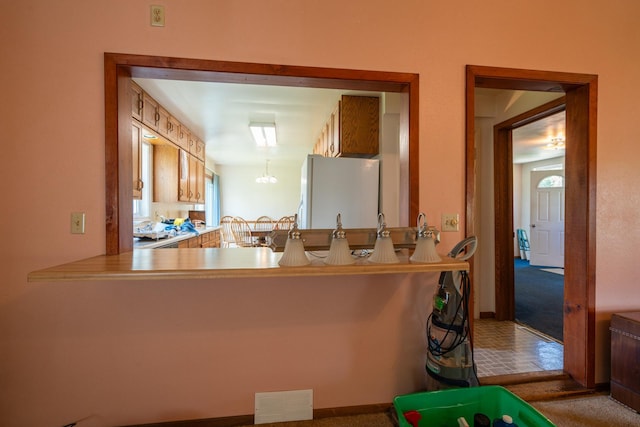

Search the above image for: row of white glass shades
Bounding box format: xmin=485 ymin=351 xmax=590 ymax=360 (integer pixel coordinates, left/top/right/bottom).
xmin=279 ymin=213 xmax=442 ymax=267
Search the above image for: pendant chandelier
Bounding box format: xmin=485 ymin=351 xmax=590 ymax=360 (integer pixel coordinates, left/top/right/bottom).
xmin=256 ymin=159 xmax=277 ymax=184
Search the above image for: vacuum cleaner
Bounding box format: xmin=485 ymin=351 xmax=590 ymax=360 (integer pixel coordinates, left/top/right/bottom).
xmin=425 ymin=236 xmax=478 ymax=390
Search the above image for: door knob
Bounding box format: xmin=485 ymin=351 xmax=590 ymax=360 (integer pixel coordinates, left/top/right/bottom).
xmin=531 ymin=224 xmax=536 ymax=228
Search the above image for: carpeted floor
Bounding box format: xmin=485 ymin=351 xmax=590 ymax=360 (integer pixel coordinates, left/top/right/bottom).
xmin=239 ymin=394 xmax=640 ymax=426
xmin=532 ymin=393 xmax=640 ymax=426
xmin=514 ymin=259 xmax=564 ymax=341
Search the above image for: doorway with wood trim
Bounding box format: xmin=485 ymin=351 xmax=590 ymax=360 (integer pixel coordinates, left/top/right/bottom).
xmin=495 ymin=99 xmax=566 ymax=344
xmin=465 ymin=65 xmax=597 ymax=388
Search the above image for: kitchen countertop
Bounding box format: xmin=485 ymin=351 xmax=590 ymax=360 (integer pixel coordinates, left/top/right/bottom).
xmin=133 ymin=226 xmax=220 ymax=249
xmin=27 ymin=247 xmax=469 ymax=282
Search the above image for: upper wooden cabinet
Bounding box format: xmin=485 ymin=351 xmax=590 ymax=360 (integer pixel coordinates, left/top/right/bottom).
xmin=153 ymin=144 xmax=205 ymax=205
xmin=131 ymin=81 xmax=143 ymax=122
xmin=336 ymin=95 xmax=379 ymax=157
xmin=153 ymin=143 xmax=179 ymax=204
xmin=330 ymin=104 xmax=340 ymax=156
xmin=190 ymin=156 xmax=199 ymax=202
xmin=177 ymin=149 xmax=205 ymax=204
xmin=178 ymin=149 xmax=190 ymax=203
xmin=133 ymin=81 xmax=205 ymax=159
xmin=131 ymin=80 xmax=207 ymax=203
xmin=132 ymin=120 xmax=143 ymax=200
xmin=157 ymin=106 xmax=179 ymax=142
xmin=195 ymin=157 xmax=205 ymax=203
xmin=314 ymin=95 xmax=379 ymax=158
xmin=197 ymin=140 xmax=206 ymax=160
xmin=176 ymin=124 xmax=190 ymax=151
xmin=190 ymin=135 xmax=206 ymax=161
xmin=141 ymin=91 xmax=160 ymax=130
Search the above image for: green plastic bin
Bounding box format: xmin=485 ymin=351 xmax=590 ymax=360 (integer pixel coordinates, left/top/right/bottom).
xmin=393 ymin=385 xmax=555 ymax=427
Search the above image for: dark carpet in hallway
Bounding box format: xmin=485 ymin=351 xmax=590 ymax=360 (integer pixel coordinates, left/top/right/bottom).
xmin=514 ymin=259 xmax=564 ymax=341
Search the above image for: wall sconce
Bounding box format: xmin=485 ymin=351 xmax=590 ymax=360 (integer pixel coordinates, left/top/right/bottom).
xmin=368 ymin=213 xmax=399 ymax=264
xmin=249 ymin=122 xmax=277 ymax=147
xmin=410 ymin=213 xmax=442 ymax=263
xmin=324 ymin=214 xmax=355 ymax=265
xmin=278 ymin=215 xmax=310 ymax=267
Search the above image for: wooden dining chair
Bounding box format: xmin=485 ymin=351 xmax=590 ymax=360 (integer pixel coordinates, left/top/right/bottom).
xmin=219 ymin=215 xmax=236 ymax=247
xmin=255 ymin=216 xmax=274 ymax=231
xmin=230 ymin=217 xmax=256 ymax=247
xmin=253 ymin=216 xmax=274 ymax=246
xmin=274 ymin=215 xmax=295 ymax=231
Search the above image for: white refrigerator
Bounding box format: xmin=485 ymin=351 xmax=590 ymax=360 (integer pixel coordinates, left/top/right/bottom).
xmin=298 ymin=155 xmax=380 ymax=229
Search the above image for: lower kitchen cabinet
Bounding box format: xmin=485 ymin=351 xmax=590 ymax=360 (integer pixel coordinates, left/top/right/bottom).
xmin=200 ymin=229 xmax=221 ymax=248
xmin=188 ymin=235 xmax=202 ymax=248
xmin=174 ymin=230 xmax=221 ymax=249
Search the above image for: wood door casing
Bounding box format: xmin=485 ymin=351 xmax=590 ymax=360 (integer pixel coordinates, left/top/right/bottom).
xmin=465 ymin=65 xmax=597 ymax=388
xmin=494 ymin=97 xmax=566 ymax=322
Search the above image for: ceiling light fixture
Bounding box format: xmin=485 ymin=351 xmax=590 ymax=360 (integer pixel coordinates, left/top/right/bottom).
xmin=249 ymin=122 xmax=277 ymax=147
xmin=545 ymin=137 xmax=566 ymax=150
xmin=256 ymin=159 xmax=278 ymax=184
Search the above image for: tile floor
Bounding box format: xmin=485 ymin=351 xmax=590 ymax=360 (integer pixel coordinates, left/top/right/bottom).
xmin=472 ymin=318 xmax=564 ymax=377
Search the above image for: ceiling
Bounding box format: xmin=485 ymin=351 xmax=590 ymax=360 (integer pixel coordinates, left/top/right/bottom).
xmin=134 ymin=78 xmax=382 ymax=169
xmin=134 ymin=79 xmax=566 ymax=168
xmin=512 ymin=110 xmax=566 ymax=164
xmin=476 ymin=88 xmax=566 ymax=164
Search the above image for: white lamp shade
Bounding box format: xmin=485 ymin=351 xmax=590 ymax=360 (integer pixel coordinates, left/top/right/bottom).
xmin=278 ymin=238 xmax=310 ymax=266
xmin=324 ymin=238 xmax=355 ymax=265
xmin=368 ymin=236 xmax=399 ymax=264
xmin=410 ymin=236 xmax=442 ymax=263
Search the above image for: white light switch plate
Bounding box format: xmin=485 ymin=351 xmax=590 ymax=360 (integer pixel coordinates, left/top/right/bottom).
xmin=442 ymin=213 xmax=459 ymax=232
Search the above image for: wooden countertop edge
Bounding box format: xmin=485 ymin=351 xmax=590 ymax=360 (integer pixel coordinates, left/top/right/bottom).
xmin=27 ymin=248 xmax=469 ymax=283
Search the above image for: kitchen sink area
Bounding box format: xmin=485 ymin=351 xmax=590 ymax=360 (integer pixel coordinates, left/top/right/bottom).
xmin=134 ymin=220 xmax=221 ymax=249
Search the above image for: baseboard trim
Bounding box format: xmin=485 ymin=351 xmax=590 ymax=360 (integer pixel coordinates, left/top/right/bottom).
xmin=122 ymin=414 xmax=254 ymax=427
xmin=121 ymin=403 xmax=393 ymax=427
xmin=314 ymin=403 xmax=393 ymax=419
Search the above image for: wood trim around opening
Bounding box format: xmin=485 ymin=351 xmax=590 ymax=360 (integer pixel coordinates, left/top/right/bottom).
xmin=493 ymin=96 xmax=567 ymax=322
xmin=465 ymin=64 xmax=597 ymax=388
xmin=104 ymin=53 xmax=420 ymax=255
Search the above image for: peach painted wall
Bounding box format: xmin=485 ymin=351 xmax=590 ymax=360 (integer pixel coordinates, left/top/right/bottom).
xmin=3 ymin=1 xmax=640 ymax=426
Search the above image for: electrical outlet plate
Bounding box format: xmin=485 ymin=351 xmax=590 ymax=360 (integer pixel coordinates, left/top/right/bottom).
xmin=71 ymin=212 xmax=85 ymax=234
xmin=150 ymin=5 xmax=165 ymax=27
xmin=442 ymin=213 xmax=459 ymax=232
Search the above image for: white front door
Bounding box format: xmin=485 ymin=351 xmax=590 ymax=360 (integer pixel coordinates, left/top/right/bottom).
xmin=529 ymin=170 xmax=565 ymax=267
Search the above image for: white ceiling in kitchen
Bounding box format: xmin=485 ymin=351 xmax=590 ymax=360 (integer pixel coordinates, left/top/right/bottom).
xmin=134 ymin=78 xmax=381 ymax=168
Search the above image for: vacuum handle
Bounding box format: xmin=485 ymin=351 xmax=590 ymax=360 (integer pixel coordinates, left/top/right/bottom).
xmin=448 ymin=236 xmax=477 ymax=261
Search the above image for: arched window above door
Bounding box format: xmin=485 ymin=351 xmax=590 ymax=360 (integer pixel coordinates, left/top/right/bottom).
xmin=537 ymin=175 xmax=564 ymax=188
